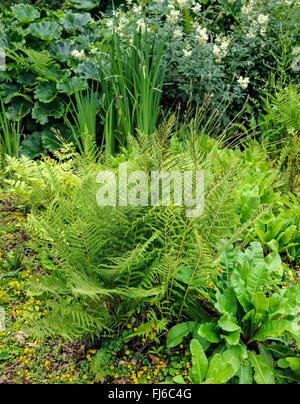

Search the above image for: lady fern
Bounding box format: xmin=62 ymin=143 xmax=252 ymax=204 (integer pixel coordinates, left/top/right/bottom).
xmin=15 ymin=121 xmax=272 ymax=340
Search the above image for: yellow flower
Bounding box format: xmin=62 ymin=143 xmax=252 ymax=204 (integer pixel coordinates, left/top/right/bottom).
xmin=83 ymin=375 xmax=88 ymax=380
xmin=125 ymin=350 xmax=130 ymax=355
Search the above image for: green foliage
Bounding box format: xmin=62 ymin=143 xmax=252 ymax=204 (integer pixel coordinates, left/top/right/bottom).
xmin=248 ymin=203 xmax=300 ymax=261
xmin=65 ymin=88 xmax=99 ymax=158
xmin=99 ymin=29 xmax=166 ymax=154
xmin=0 ymin=5 xmax=100 ymax=156
xmin=174 ymin=339 xmax=236 ymax=384
xmin=6 ymin=120 xmax=270 ymax=341
xmin=168 ymin=241 xmax=300 ymax=384
xmin=0 ymin=95 xmax=22 ymax=168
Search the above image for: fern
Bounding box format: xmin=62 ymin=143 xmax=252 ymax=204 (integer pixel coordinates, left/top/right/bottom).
xmin=10 ymin=120 xmax=273 ymax=340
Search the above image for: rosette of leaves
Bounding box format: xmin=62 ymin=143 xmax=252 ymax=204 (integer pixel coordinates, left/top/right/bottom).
xmin=167 ymin=242 xmax=300 ymax=384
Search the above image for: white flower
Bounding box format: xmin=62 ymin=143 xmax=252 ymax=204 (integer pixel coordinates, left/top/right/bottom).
xmin=241 ymin=5 xmax=250 ymax=15
xmin=174 ymin=28 xmax=183 ymax=39
xmin=246 ymin=30 xmax=256 ymax=39
xmin=71 ymin=49 xmax=86 ymax=61
xmin=220 ymin=38 xmax=230 ymax=52
xmin=183 ymin=48 xmax=192 ymax=57
xmin=136 ymin=18 xmax=146 ymax=35
xmin=177 ymin=0 xmax=188 ymax=8
xmin=155 ymin=0 xmax=164 ymax=4
xmin=237 ymin=76 xmax=250 ymax=89
xmin=133 ymin=5 xmax=142 ymax=14
xmin=106 ymin=19 xmax=114 ymax=30
xmin=192 ymin=3 xmax=201 ymax=13
xmin=195 ymin=27 xmax=208 ymax=46
xmin=213 ymin=44 xmax=223 ymax=63
xmin=258 ymin=14 xmax=269 ymax=25
xmin=167 ymin=10 xmax=180 ymax=26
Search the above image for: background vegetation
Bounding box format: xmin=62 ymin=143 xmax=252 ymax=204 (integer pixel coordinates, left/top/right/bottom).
xmin=0 ymin=0 xmax=299 ymax=385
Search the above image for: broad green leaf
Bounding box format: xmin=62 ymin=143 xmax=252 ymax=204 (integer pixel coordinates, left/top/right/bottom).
xmin=222 ymin=346 xmax=245 ymax=373
xmin=239 ymin=184 xmax=260 ymax=223
xmin=246 ymin=263 xmax=268 ymax=294
xmin=6 ymin=99 xmax=31 ymax=121
xmin=50 ymin=42 xmax=74 ymax=62
xmin=251 ymin=292 xmax=269 ymax=314
xmin=20 ymin=132 xmax=44 ymax=158
xmin=269 ymin=284 xmax=300 ymax=317
xmin=76 ymin=61 xmax=99 ymax=79
xmin=34 ymin=81 xmax=58 ymax=103
xmin=251 ymin=320 xmax=291 ymax=342
xmin=205 ymin=353 xmax=235 ymax=384
xmin=41 ymin=126 xmax=73 ymax=152
xmin=278 ymin=226 xmax=297 ymax=248
xmin=278 ymin=357 xmax=300 ymax=372
xmin=190 ymin=339 xmax=208 ymax=384
xmin=231 ymin=270 xmax=250 ymax=312
xmin=57 ymin=77 xmax=88 ymax=95
xmin=173 ymin=375 xmax=186 ymax=384
xmin=244 ymin=242 xmax=264 ymax=268
xmin=221 ymin=330 xmax=241 ymax=346
xmin=167 ymin=322 xmax=197 ymax=349
xmin=198 ymin=322 xmax=220 ymax=343
xmin=215 ymin=287 xmax=237 ymax=316
xmin=73 ymin=0 xmax=99 ymax=10
xmin=218 ymin=314 xmax=241 ymax=332
xmin=32 ymin=100 xmax=65 ymax=125
xmin=11 ymin=4 xmax=40 ymax=22
xmin=29 ymin=22 xmax=62 ymax=41
xmin=239 ymin=363 xmax=253 ymax=384
xmin=258 ymin=344 xmax=274 ymax=369
xmin=265 ymin=343 xmax=295 ymax=359
xmin=249 ymin=351 xmax=275 ymax=384
xmin=63 ymin=12 xmax=93 ymax=31
xmin=264 ymin=251 xmax=282 ymax=274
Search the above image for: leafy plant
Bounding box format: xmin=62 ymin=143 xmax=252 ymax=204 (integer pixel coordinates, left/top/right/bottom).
xmin=99 ymin=29 xmax=166 ymax=154
xmin=8 ymin=119 xmax=267 ymax=340
xmin=174 ymin=339 xmax=236 ymax=384
xmin=248 ymin=205 xmax=300 ymax=261
xmin=65 ymin=88 xmax=99 ymax=159
xmin=0 ymin=95 xmax=22 ymax=167
xmin=168 ymin=241 xmax=300 ymax=384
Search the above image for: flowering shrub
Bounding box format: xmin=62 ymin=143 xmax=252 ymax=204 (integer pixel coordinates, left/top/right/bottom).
xmin=101 ymin=0 xmax=299 ymax=121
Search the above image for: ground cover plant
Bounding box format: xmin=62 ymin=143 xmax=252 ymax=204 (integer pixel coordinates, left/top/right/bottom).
xmin=0 ymin=0 xmax=299 ymax=386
